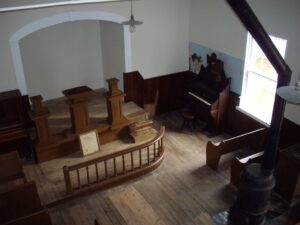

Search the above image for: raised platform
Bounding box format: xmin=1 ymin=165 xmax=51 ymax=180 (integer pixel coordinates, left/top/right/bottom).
xmin=34 ymin=88 xmax=149 ymax=162
xmin=22 ymin=89 xmax=157 ymax=204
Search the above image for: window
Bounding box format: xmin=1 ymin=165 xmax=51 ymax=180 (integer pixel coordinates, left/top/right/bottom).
xmin=239 ymin=33 xmax=287 ymax=124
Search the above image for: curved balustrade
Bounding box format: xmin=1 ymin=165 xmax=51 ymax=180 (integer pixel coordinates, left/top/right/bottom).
xmin=63 ymin=126 xmax=165 ymax=197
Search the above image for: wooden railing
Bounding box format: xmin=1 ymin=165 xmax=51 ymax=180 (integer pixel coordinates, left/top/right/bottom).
xmin=206 ymin=128 xmax=267 ymax=170
xmin=63 ymin=126 xmax=165 ymax=196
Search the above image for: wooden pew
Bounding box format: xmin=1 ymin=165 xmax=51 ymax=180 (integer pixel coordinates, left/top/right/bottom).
xmin=0 ymin=181 xmax=43 ymax=224
xmin=3 ymin=211 xmax=52 ymax=225
xmin=0 ymin=151 xmax=26 ymax=185
xmin=275 ymin=143 xmax=300 ymax=204
xmin=230 ymin=151 xmax=263 ymax=187
xmin=0 ymin=90 xmax=32 ymax=158
xmin=230 ymin=143 xmax=300 ymax=206
xmin=206 ymin=127 xmax=267 ymax=170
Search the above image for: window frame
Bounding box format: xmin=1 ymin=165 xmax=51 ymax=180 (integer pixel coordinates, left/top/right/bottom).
xmin=238 ymin=33 xmax=287 ymax=125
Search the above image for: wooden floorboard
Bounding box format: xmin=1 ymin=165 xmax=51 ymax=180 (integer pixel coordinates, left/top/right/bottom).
xmin=46 ymin=111 xmax=236 ymax=225
xmin=17 ymin=93 xmax=241 ymax=225
xmin=109 ymin=186 xmax=166 ymax=225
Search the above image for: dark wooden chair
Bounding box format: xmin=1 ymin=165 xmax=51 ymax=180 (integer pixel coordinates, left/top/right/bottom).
xmin=181 ymin=110 xmax=197 ymax=130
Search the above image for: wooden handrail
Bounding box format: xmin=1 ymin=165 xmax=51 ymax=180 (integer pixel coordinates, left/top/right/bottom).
xmin=63 ymin=126 xmax=165 ymax=196
xmin=66 ymin=126 xmax=164 ymax=170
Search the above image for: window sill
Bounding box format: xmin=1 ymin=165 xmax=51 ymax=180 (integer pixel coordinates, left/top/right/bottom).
xmin=236 ymin=106 xmax=270 ymax=128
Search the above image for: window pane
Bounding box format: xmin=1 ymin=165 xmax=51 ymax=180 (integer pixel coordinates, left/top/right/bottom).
xmin=248 ymin=35 xmax=287 ymax=81
xmin=240 ymin=33 xmax=287 ymax=124
xmin=241 ymin=71 xmax=277 ymax=123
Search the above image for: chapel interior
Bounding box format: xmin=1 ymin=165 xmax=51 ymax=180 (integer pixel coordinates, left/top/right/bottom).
xmin=0 ymin=1 xmax=300 ymax=225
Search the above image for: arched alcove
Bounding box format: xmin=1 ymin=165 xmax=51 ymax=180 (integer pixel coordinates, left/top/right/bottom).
xmin=9 ymin=10 xmax=132 ymax=95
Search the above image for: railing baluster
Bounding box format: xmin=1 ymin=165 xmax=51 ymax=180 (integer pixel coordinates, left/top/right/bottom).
xmin=161 ymin=138 xmax=164 ymax=154
xmin=131 ymin=152 xmax=134 ymax=170
xmin=114 ymin=157 xmax=117 ymax=176
xmin=122 ymin=154 xmax=126 ymax=174
xmin=95 ymin=163 xmax=99 ymax=181
xmin=86 ymin=166 xmax=90 ymax=185
xmin=63 ymin=166 xmax=72 ymax=194
xmin=158 ymin=140 xmax=160 ymax=155
xmin=139 ymin=149 xmax=142 ymax=168
xmin=147 ymin=146 xmax=150 ymax=165
xmin=104 ymin=160 xmax=108 ymax=179
xmin=77 ymin=169 xmax=81 ymax=188
xmin=153 ymin=143 xmax=156 ymax=161
xmin=63 ymin=127 xmax=165 ymax=195
xmin=159 ymin=139 xmax=161 ymax=155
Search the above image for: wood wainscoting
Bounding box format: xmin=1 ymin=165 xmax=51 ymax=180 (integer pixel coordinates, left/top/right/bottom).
xmin=124 ymin=71 xmax=191 ymax=115
xmin=124 ymin=71 xmax=268 ymax=134
xmin=124 ymin=71 xmax=300 ymax=143
xmin=225 ymin=91 xmax=300 ymax=146
xmin=225 ymin=92 xmax=268 ymax=136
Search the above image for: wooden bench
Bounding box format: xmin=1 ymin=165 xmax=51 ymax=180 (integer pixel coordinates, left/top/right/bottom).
xmin=3 ymin=210 xmax=52 ymax=225
xmin=230 ymin=151 xmax=263 ymax=187
xmin=230 ymin=143 xmax=300 ymax=206
xmin=275 ymin=143 xmax=300 ymax=204
xmin=206 ymin=128 xmax=267 ymax=170
xmin=0 ymin=181 xmax=43 ymax=224
xmin=0 ymin=151 xmax=26 ymax=192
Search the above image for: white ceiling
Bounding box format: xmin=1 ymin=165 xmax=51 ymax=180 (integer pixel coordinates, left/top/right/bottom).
xmin=0 ymin=0 xmax=128 ymax=12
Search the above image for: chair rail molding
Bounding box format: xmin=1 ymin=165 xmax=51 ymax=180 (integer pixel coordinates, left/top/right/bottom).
xmin=9 ymin=10 xmax=132 ymax=95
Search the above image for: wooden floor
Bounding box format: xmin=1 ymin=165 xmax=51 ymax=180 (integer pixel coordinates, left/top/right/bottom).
xmin=24 ymin=91 xmax=240 ymax=225
xmin=46 ymin=115 xmax=238 ymax=225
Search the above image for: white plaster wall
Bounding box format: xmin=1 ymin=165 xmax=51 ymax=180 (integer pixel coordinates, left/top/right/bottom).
xmin=189 ymin=0 xmax=300 ymax=125
xmin=0 ymin=0 xmax=190 ymax=93
xmin=100 ymin=21 xmax=125 ymax=91
xmin=20 ymin=20 xmax=104 ymax=100
xmin=189 ymin=0 xmax=247 ymax=60
xmin=131 ymin=0 xmax=190 ymax=78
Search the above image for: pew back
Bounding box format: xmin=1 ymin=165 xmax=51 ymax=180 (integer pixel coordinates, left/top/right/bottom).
xmin=0 ymin=181 xmax=43 ymax=224
xmin=3 ymin=211 xmax=52 ymax=225
xmin=206 ymin=128 xmax=267 ymax=170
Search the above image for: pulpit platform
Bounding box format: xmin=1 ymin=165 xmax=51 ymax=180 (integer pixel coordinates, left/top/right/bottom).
xmin=22 ymin=88 xmax=160 ymax=205
xmin=30 ymin=78 xmax=152 ymax=163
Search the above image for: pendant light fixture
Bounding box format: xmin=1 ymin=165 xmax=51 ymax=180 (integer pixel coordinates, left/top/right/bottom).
xmin=122 ymin=0 xmax=143 ymax=33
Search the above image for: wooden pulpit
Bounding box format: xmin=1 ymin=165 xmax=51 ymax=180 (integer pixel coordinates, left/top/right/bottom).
xmin=63 ymin=86 xmax=94 ymax=134
xmin=103 ymin=78 xmax=128 ymax=128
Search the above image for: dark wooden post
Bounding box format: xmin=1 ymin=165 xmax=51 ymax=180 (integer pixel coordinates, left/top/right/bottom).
xmin=29 ymin=95 xmax=51 ymax=146
xmin=226 ymin=0 xmax=292 ymax=224
xmin=103 ymin=78 xmax=128 ymax=128
xmin=63 ymin=166 xmax=72 ymax=195
xmin=63 ymin=86 xmax=94 ymax=134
